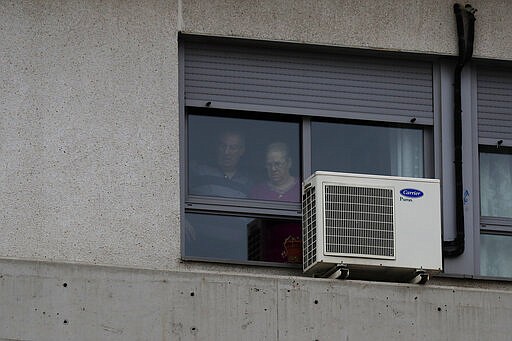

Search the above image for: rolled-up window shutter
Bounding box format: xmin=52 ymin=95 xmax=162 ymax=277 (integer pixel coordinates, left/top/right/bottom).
xmin=477 ymin=67 xmax=512 ymax=146
xmin=184 ymin=40 xmax=433 ymax=125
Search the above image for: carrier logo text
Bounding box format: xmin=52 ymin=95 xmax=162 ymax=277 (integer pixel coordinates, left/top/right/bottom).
xmin=399 ymin=188 xmax=424 ymax=199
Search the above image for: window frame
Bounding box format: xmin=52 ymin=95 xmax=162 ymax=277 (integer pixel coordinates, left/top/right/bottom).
xmin=182 ymin=107 xmax=434 ymax=266
xmin=179 ymin=36 xmax=437 ymax=267
xmin=182 ymin=109 xmax=304 ymax=266
xmin=478 ymin=145 xmax=512 ymax=230
xmin=473 ymin=61 xmax=512 ymax=279
xmin=184 ymin=108 xmax=304 ymax=216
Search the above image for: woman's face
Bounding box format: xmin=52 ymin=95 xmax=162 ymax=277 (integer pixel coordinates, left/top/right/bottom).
xmin=265 ymin=150 xmax=291 ymax=185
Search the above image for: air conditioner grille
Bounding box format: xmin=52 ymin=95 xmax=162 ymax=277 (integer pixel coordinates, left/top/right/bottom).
xmin=302 ymin=185 xmax=317 ymax=269
xmin=324 ymin=184 xmax=395 ymax=258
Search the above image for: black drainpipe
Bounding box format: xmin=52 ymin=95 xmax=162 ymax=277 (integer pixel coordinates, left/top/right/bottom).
xmin=443 ymin=3 xmax=476 ymax=257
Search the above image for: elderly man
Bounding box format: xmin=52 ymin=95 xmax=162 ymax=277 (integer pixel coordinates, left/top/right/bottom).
xmin=189 ymin=130 xmax=252 ymax=198
xmin=186 ymin=130 xmax=252 ymax=261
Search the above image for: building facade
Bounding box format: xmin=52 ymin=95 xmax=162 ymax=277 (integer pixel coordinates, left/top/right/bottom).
xmin=1 ymin=0 xmax=512 ymax=339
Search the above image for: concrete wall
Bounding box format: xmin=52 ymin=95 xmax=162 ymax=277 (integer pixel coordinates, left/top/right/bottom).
xmin=2 ymin=0 xmax=512 ymax=273
xmin=1 ymin=0 xmax=180 ymax=269
xmin=1 ymin=259 xmax=511 ymax=341
xmin=181 ymin=0 xmax=512 ymax=61
xmin=2 ymin=1 xmax=512 ymax=339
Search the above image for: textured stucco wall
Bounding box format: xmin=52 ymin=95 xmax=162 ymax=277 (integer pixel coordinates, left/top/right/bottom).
xmin=181 ymin=0 xmax=456 ymax=55
xmin=181 ymin=0 xmax=512 ymax=61
xmin=2 ymin=0 xmax=512 ymax=274
xmin=2 ymin=5 xmax=512 ymax=339
xmin=0 ymin=0 xmax=181 ymax=269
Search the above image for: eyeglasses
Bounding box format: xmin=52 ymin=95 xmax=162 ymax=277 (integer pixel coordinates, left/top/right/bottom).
xmin=218 ymin=144 xmax=243 ymax=153
xmin=265 ymin=161 xmax=287 ymax=169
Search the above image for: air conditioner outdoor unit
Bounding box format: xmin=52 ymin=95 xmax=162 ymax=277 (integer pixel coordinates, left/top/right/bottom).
xmin=302 ymin=171 xmax=442 ymax=283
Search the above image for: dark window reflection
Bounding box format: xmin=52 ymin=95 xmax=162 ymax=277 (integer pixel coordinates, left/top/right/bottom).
xmin=185 ymin=213 xmax=302 ymax=263
xmin=312 ymin=121 xmax=424 ymax=177
xmin=188 ymin=114 xmax=300 ymax=202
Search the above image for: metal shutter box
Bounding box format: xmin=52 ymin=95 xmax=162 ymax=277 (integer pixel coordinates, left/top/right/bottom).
xmin=184 ymin=39 xmax=434 ymax=125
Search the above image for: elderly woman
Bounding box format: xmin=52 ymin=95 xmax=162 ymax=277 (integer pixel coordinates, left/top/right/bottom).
xmin=250 ymin=142 xmax=300 ymax=202
xmin=249 ymin=142 xmax=301 ymax=263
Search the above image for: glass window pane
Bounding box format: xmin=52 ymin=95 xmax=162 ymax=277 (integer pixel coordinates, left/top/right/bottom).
xmin=480 ymin=234 xmax=512 ymax=277
xmin=184 ymin=213 xmax=302 ymax=263
xmin=480 ymin=151 xmax=512 ymax=219
xmin=311 ymin=121 xmax=424 ymax=177
xmin=188 ymin=114 xmax=301 ymax=203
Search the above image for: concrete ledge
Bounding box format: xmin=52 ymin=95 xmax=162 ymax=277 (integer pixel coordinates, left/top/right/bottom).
xmin=1 ymin=258 xmax=511 ymax=340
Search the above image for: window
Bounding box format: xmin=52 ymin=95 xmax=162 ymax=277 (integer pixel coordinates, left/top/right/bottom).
xmin=311 ymin=120 xmax=424 ymax=178
xmin=184 ymin=112 xmax=302 ymax=264
xmin=479 ymin=148 xmax=512 ymax=220
xmin=479 ymin=146 xmax=512 ymax=277
xmin=183 ymin=111 xmax=430 ymax=265
xmin=181 ymin=37 xmax=434 ymax=266
xmin=188 ymin=114 xmax=301 ymax=202
xmin=476 ymin=65 xmax=512 ymax=278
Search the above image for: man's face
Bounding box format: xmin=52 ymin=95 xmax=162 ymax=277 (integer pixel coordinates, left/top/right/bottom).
xmin=217 ymin=133 xmax=245 ymax=172
xmin=265 ymin=150 xmax=291 ymax=185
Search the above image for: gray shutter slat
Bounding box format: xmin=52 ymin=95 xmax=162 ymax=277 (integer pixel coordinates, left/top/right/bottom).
xmin=186 ymin=45 xmax=432 ymax=78
xmin=478 ymin=95 xmax=512 ymax=104
xmin=185 ymin=41 xmax=433 ymax=124
xmin=186 ymin=90 xmax=433 ymax=114
xmin=477 ymin=67 xmax=512 ymax=142
xmin=185 ymin=99 xmax=430 ymax=124
xmin=479 ymin=123 xmax=512 ymax=134
xmin=186 ymin=55 xmax=432 ymax=82
xmin=185 ymin=78 xmax=432 ymax=101
xmin=186 ymin=77 xmax=432 ymax=105
xmin=185 ymin=70 xmax=433 ymax=97
xmin=478 ymin=106 xmax=512 ymax=116
xmin=478 ymin=81 xmax=512 ymax=93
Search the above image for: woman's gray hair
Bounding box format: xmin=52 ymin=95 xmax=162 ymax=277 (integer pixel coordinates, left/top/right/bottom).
xmin=266 ymin=142 xmax=290 ymax=159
